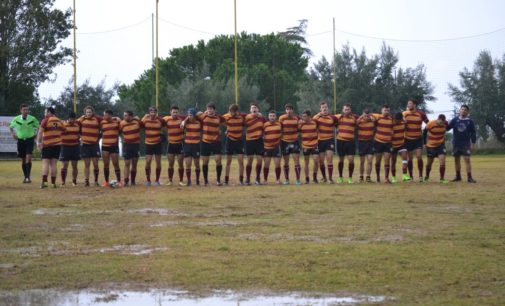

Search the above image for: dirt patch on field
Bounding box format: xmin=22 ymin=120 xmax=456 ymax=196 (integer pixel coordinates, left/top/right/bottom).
xmin=0 ymin=244 xmax=169 ymax=257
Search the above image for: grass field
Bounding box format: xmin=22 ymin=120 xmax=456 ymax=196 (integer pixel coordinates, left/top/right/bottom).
xmin=0 ymin=155 xmax=504 ymax=305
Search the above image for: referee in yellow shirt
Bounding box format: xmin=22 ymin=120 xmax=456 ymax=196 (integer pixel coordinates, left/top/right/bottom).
xmin=9 ymin=104 xmax=40 ymax=183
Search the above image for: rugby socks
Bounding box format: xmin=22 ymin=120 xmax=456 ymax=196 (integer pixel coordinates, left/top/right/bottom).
xmin=104 ymin=167 xmax=110 ymax=182
xmin=115 ymin=169 xmax=121 ymax=182
xmin=255 ymin=164 xmax=261 ymax=182
xmin=239 ymin=175 xmax=244 ymax=184
xmin=225 ymin=176 xmax=229 ymax=184
xmin=425 ymin=164 xmax=432 ymax=179
xmin=185 ymin=168 xmax=191 ymax=183
xmin=26 ymin=162 xmax=32 ymax=179
xmin=467 ymin=172 xmax=473 ymax=180
xmin=402 ymin=160 xmax=408 ymax=174
xmin=61 ymin=168 xmax=67 ymax=184
xmin=51 ymin=176 xmax=56 ymax=184
xmin=375 ymin=163 xmax=381 ymax=180
xmin=327 ymin=164 xmax=333 ymax=180
xmin=455 ymin=170 xmax=462 ymax=180
xmin=145 ymin=167 xmax=151 ymax=182
xmin=338 ymin=161 xmax=344 ymax=177
xmin=284 ymin=165 xmax=289 ymax=180
xmin=42 ymin=175 xmax=48 ymax=183
xmin=275 ymin=167 xmax=281 ymax=181
xmin=245 ymin=165 xmax=252 ymax=182
xmin=391 ymin=166 xmax=396 ymax=177
xmin=408 ymin=160 xmax=413 ymax=178
xmin=168 ymin=168 xmax=174 ymax=181
xmin=22 ymin=163 xmax=27 ymax=178
xmin=216 ymin=165 xmax=222 ymax=183
xmin=349 ymin=161 xmax=354 ymax=178
xmin=155 ymin=167 xmax=161 ymax=182
xmin=178 ymin=168 xmax=184 ymax=182
xmin=263 ymin=167 xmax=269 ymax=181
xmin=313 ymin=171 xmax=318 ymax=182
xmin=294 ymin=164 xmax=301 ymax=181
xmin=131 ymin=170 xmax=137 ymax=184
xmin=202 ymin=165 xmax=209 ymax=183
xmin=93 ymin=168 xmax=99 ymax=183
xmin=440 ymin=165 xmax=446 ymax=180
xmin=320 ymin=164 xmax=327 ymax=180
xmin=385 ymin=164 xmax=390 ymax=180
xmin=417 ymin=159 xmax=424 ymax=178
xmin=195 ymin=167 xmax=201 ymax=184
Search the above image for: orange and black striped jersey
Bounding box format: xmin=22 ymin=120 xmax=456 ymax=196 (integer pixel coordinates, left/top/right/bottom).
xmin=222 ymin=113 xmax=245 ymax=141
xmin=77 ymin=115 xmax=101 ymax=144
xmin=184 ymin=120 xmax=202 ymax=144
xmin=402 ymin=110 xmax=428 ymax=140
xmin=392 ymin=121 xmax=406 ymax=148
xmin=61 ymin=121 xmax=80 ymax=146
xmin=312 ymin=113 xmax=337 ymax=141
xmin=372 ymin=114 xmax=394 ymax=144
xmin=142 ymin=117 xmax=164 ymax=145
xmin=278 ymin=114 xmax=299 ymax=142
xmin=162 ymin=115 xmax=185 ymax=144
xmin=426 ymin=120 xmax=447 ymax=148
xmin=244 ymin=113 xmax=265 ymax=141
xmin=40 ymin=115 xmax=65 ymax=147
xmin=198 ymin=113 xmax=224 ymax=143
xmin=263 ymin=121 xmax=282 ymax=149
xmin=335 ymin=114 xmax=357 ymax=141
xmin=357 ymin=115 xmax=375 ymax=141
xmin=120 ymin=119 xmax=142 ymax=144
xmin=100 ymin=119 xmax=120 ymax=147
xmin=299 ymin=120 xmax=318 ymax=149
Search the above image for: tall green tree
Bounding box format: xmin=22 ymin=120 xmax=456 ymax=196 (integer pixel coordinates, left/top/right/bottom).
xmin=0 ymin=0 xmax=72 ymax=114
xmin=448 ymin=51 xmax=505 ymax=144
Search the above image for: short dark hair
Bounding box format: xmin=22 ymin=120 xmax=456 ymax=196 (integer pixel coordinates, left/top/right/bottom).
xmin=343 ymin=103 xmax=351 ymax=108
xmin=438 ymin=114 xmax=446 ymax=121
xmin=362 ymin=107 xmax=370 ymax=114
xmin=206 ymin=102 xmax=216 ymax=109
xmin=408 ymin=98 xmax=419 ymax=106
xmin=229 ymin=104 xmax=238 ymax=112
xmin=284 ymin=103 xmax=294 ymax=110
xmin=68 ymin=111 xmax=77 ymax=119
xmin=250 ymin=102 xmax=258 ymax=108
xmin=148 ymin=106 xmax=157 ymax=112
xmin=171 ymin=105 xmax=179 ymax=111
xmin=20 ymin=104 xmax=28 ymax=110
xmin=394 ymin=112 xmax=403 ymax=121
xmin=461 ymin=105 xmax=470 ymax=111
xmin=319 ymin=101 xmax=328 ymax=106
xmin=302 ymin=110 xmax=311 ymax=116
xmin=124 ymin=110 xmax=133 ymax=116
xmin=268 ymin=110 xmax=276 ymax=115
xmin=46 ymin=106 xmax=55 ymax=114
xmin=83 ymin=105 xmax=95 ymax=113
xmin=382 ymin=104 xmax=390 ymax=109
xmin=104 ymin=109 xmax=113 ymax=115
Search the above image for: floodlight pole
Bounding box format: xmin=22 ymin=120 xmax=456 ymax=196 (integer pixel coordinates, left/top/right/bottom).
xmin=332 ymin=17 xmax=337 ymax=114
xmin=233 ymin=0 xmax=239 ymax=105
xmin=73 ymin=0 xmax=77 ymax=112
xmin=155 ymin=0 xmax=160 ymax=109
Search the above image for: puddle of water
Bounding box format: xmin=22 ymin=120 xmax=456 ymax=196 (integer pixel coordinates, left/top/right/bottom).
xmin=0 ymin=244 xmax=168 ymax=257
xmin=0 ymin=289 xmax=386 ymax=306
xmin=150 ymin=220 xmax=242 ymax=228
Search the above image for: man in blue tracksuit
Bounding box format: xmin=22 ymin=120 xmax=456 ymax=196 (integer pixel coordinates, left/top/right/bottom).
xmin=447 ymin=105 xmax=477 ymax=183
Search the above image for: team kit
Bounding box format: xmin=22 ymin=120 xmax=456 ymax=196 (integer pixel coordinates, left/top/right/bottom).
xmin=9 ymin=98 xmax=477 ymax=189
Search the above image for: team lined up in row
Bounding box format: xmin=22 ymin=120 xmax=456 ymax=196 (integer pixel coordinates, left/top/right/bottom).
xmin=11 ymin=98 xmax=477 ymax=188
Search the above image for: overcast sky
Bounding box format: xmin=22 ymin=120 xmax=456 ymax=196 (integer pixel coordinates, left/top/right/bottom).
xmin=39 ymin=0 xmax=505 ymax=116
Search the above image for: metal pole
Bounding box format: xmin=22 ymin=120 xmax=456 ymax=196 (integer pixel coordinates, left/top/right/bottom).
xmin=155 ymin=0 xmax=159 ymax=109
xmin=332 ymin=17 xmax=337 ymax=114
xmin=233 ymin=0 xmax=239 ymax=105
xmin=152 ymin=13 xmax=155 ymax=106
xmin=73 ymin=0 xmax=77 ymax=112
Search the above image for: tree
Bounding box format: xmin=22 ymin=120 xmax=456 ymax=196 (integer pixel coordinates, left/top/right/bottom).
xmin=0 ymin=0 xmax=72 ymax=115
xmin=448 ymin=50 xmax=505 ymax=144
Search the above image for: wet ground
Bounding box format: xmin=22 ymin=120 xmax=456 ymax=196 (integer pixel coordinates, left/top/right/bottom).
xmin=0 ymin=289 xmax=386 ymax=306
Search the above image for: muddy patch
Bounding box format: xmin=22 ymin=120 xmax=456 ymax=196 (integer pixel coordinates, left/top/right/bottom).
xmin=0 ymin=289 xmax=388 ymax=305
xmin=0 ymin=244 xmax=168 ymax=257
xmin=150 ymin=220 xmax=242 ymax=228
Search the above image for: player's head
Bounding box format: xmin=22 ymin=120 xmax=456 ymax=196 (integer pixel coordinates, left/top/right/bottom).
xmin=394 ymin=112 xmax=403 ymax=122
xmin=206 ymin=102 xmax=216 ymax=116
xmin=84 ymin=105 xmax=94 ymax=118
xmin=285 ymin=103 xmax=294 ymax=116
xmin=20 ymin=104 xmax=29 ymax=116
xmin=407 ymin=98 xmax=418 ymax=111
xmin=382 ymin=105 xmax=391 ymax=116
xmin=229 ymin=104 xmax=239 ymax=116
xmin=170 ymin=105 xmax=179 ymax=117
xmin=342 ymin=103 xmax=351 ymax=116
xmin=187 ymin=108 xmax=196 ymax=120
xmin=460 ymin=105 xmax=470 ymax=117
xmin=124 ymin=110 xmax=134 ymax=122
xmin=45 ymin=106 xmax=55 ymax=116
xmin=437 ymin=114 xmax=446 ymax=124
xmin=68 ymin=111 xmax=76 ymax=123
xmin=302 ymin=109 xmax=311 ymax=122
xmin=148 ymin=106 xmax=157 ymax=117
xmin=103 ymin=109 xmax=113 ymax=121
xmin=250 ymin=102 xmax=259 ymax=114
xmin=320 ymin=101 xmax=329 ymax=115
xmin=362 ymin=107 xmax=370 ymax=115
xmin=268 ymin=110 xmax=277 ymax=122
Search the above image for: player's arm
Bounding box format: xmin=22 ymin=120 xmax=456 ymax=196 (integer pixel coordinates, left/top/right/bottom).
xmin=8 ymin=119 xmax=18 ymax=140
xmin=469 ymin=119 xmax=477 ymax=150
xmin=36 ymin=120 xmax=46 ymax=150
